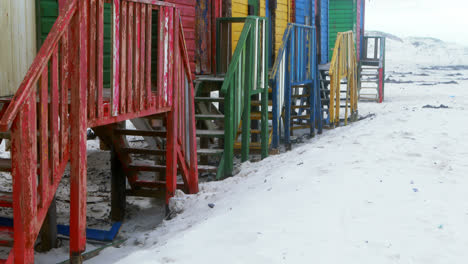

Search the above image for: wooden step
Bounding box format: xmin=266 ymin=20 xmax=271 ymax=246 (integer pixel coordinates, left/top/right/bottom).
xmin=198 ymin=165 xmax=218 ymax=173
xmin=194 ymin=97 xmax=224 ymax=102
xmin=0 ymin=192 xmax=12 ymax=208
xmin=234 ymin=142 xmax=262 ymax=150
xmin=0 ymin=159 xmax=11 ymax=172
xmin=292 ymin=124 xmax=311 ymax=130
xmin=126 ymin=188 xmax=165 ymax=199
xmin=195 ymin=75 xmax=225 ymax=82
xmin=250 ymin=112 xmax=273 ymax=120
xmin=291 ymin=115 xmax=310 ymax=120
xmin=114 ymin=129 xmax=166 ymax=137
xmin=292 ymin=94 xmax=309 ymax=98
xmin=251 ymin=100 xmax=273 ymax=107
xmin=195 ymin=114 xmax=224 ymax=120
xmin=197 ymin=149 xmax=223 ymax=156
xmin=0 ymin=226 xmax=14 ymax=247
xmin=196 ymin=130 xmax=224 ymax=138
xmin=122 ymin=147 xmax=166 ymax=156
xmin=237 ymin=129 xmax=261 ymax=134
xmin=128 ymin=163 xmax=166 ymax=172
xmin=291 ymin=105 xmax=310 ymax=109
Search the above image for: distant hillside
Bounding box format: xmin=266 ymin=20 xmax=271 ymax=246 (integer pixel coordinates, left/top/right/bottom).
xmin=365 ymin=31 xmax=468 ymax=67
xmin=365 ymin=31 xmax=403 ymax=42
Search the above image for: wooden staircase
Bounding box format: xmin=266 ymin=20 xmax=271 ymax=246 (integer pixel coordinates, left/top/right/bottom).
xmin=0 ymin=0 xmax=199 ymax=262
xmin=0 ymin=131 xmax=13 ymax=263
xmin=358 ymin=36 xmax=386 ymax=103
xmin=358 ymin=65 xmax=381 ymax=101
xmin=194 ymin=74 xmax=272 ymax=180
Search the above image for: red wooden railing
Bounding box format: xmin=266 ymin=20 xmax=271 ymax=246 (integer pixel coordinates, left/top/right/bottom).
xmin=0 ymin=0 xmax=198 ymax=262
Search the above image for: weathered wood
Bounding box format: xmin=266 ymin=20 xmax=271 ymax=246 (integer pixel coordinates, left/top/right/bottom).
xmin=127 ymin=2 xmax=134 ymax=112
xmin=69 ymin=0 xmax=88 ymax=261
xmin=140 ymin=4 xmax=146 ymax=110
xmin=89 ymin=0 xmax=97 ymax=120
xmin=134 ymin=3 xmax=141 ymax=111
xmin=12 ymin=95 xmax=37 ymax=263
xmin=97 ymin=0 xmax=104 ymax=117
xmin=112 ymin=0 xmax=120 ymax=117
xmin=39 ymin=68 xmax=49 ymax=207
xmin=120 ymin=0 xmax=128 ymax=114
xmin=51 ymin=48 xmax=60 ymax=184
xmin=145 ymin=6 xmax=152 ymax=108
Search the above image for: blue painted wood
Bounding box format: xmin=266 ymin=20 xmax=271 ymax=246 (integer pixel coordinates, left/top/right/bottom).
xmin=285 ymin=26 xmax=293 ymax=146
xmin=270 ymin=23 xmax=321 ymax=148
xmin=320 ymin=0 xmax=328 ymax=63
xmin=0 ymin=216 xmax=122 ymax=242
xmin=295 ymin=0 xmax=306 ymax=25
xmin=57 ymin=222 xmax=122 ymax=242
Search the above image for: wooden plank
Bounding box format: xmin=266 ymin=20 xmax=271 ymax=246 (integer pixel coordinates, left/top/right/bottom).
xmin=134 ymin=3 xmax=141 ymax=111
xmin=51 ymin=47 xmax=60 ymax=185
xmin=140 ymin=4 xmax=146 ymax=110
xmin=157 ymin=6 xmax=164 ymax=108
xmin=69 ymin=0 xmax=88 ymax=258
xmin=89 ymin=0 xmax=97 ymax=120
xmin=112 ymin=0 xmax=120 ymax=116
xmin=60 ymin=32 xmax=69 ymax=163
xmin=12 ymin=95 xmax=37 ymax=263
xmin=39 ymin=68 xmax=49 ymax=207
xmin=166 ymin=7 xmax=174 ymax=107
xmin=127 ymin=2 xmax=134 ymax=112
xmin=97 ymin=0 xmax=104 ymax=117
xmin=145 ymin=6 xmax=152 ymax=108
xmin=120 ymin=0 xmax=127 ymax=113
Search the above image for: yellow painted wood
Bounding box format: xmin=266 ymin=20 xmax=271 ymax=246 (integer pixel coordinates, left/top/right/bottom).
xmin=0 ymin=0 xmax=36 ymax=97
xmin=274 ymin=0 xmax=290 ymax=57
xmin=260 ymin=0 xmax=265 ymax=17
xmin=231 ymin=0 xmax=248 ymax=53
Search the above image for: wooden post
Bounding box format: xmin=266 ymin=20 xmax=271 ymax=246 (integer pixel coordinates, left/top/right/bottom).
xmin=70 ymin=0 xmax=88 ymax=262
xmin=165 ymin=7 xmax=177 ymax=211
xmin=111 ymin=143 xmax=126 ymax=221
xmin=38 ymin=197 xmax=58 ymax=252
xmin=11 ymin=96 xmax=37 ymax=264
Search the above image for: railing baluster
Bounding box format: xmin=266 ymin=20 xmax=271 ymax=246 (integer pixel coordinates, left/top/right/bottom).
xmin=134 ymin=3 xmax=141 ymax=111
xmin=51 ymin=47 xmax=60 ymax=185
xmin=112 ymin=0 xmax=120 ymax=116
xmin=39 ymin=68 xmax=49 ymax=207
xmin=167 ymin=7 xmax=174 ymax=107
xmin=97 ymin=0 xmax=104 ymax=117
xmin=157 ymin=7 xmax=165 ymax=108
xmin=89 ymin=0 xmax=97 ymax=119
xmin=127 ymin=2 xmax=134 ymax=112
xmin=120 ymin=1 xmax=127 ymax=113
xmin=140 ymin=4 xmax=146 ymax=110
xmin=12 ymin=95 xmax=37 ymax=263
xmin=60 ymin=33 xmax=69 ymax=163
xmin=145 ymin=6 xmax=152 ymax=108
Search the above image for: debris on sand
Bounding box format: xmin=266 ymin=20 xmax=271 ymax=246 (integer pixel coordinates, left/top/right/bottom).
xmin=422 ymin=104 xmax=449 ymax=109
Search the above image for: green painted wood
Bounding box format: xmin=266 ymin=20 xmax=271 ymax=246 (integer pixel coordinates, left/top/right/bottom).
xmin=37 ymin=0 xmax=114 ymax=87
xmin=216 ymin=17 xmax=269 ymax=179
xmin=328 ymin=0 xmax=357 ymax=60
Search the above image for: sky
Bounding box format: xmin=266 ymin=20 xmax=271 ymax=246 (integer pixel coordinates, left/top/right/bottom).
xmin=365 ymin=0 xmax=468 ymax=45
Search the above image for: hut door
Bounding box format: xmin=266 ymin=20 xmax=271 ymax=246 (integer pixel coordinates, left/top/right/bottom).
xmin=195 ymin=0 xmax=221 ymax=75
